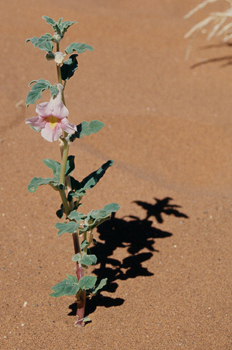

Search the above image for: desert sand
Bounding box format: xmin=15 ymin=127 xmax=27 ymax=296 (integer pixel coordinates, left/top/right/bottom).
xmin=0 ymin=0 xmax=231 ymax=349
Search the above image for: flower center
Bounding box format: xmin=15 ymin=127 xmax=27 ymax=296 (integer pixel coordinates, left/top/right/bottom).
xmin=46 ymin=115 xmax=59 ymax=129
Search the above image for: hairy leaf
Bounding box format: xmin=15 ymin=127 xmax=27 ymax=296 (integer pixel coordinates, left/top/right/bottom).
xmin=80 ymin=240 xmax=89 ymax=249
xmin=70 ymin=160 xmax=114 ymax=200
xmin=72 ymin=253 xmax=81 ymax=263
xmin=50 ymin=275 xmax=79 ymax=297
xmin=65 ymin=42 xmax=93 ymax=54
xmin=78 ymin=276 xmax=97 ymax=290
xmin=72 ymin=254 xmax=97 ymax=266
xmin=80 ymin=203 xmax=120 ymax=233
xmin=91 ymin=278 xmax=108 ymax=295
xmin=26 ymin=33 xmax=53 ymax=52
xmin=26 ymin=79 xmax=51 ymax=107
xmin=49 ymin=85 xmax=59 ymax=97
xmin=59 ymin=20 xmax=77 ymax=36
xmin=43 ymin=159 xmax=60 ymax=177
xmin=28 ymin=177 xmax=55 ymax=193
xmin=55 ymin=221 xmax=80 ymax=236
xmin=42 ymin=16 xmax=77 ymax=37
xmin=81 ymin=254 xmax=97 ymax=265
xmin=68 ymin=211 xmax=86 ymax=221
xmin=42 ymin=16 xmax=56 ymax=26
xmin=43 ymin=156 xmax=75 ymax=179
xmin=70 ymin=120 xmax=104 ymax=141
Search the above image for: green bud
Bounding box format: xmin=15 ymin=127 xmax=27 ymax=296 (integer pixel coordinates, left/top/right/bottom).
xmin=53 ymin=33 xmax=62 ymax=43
xmin=46 ymin=52 xmax=55 ymax=60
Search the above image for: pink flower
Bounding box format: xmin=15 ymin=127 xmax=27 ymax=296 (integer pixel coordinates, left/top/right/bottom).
xmin=25 ymin=84 xmax=77 ymax=142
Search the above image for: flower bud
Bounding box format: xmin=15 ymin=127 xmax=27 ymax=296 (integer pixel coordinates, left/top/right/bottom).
xmin=53 ymin=33 xmax=62 ymax=43
xmin=46 ymin=52 xmax=55 ymax=60
xmin=54 ymin=52 xmax=65 ymax=65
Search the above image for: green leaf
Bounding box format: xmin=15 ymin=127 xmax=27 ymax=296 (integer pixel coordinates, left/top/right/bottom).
xmin=78 ymin=276 xmax=97 ymax=290
xmin=80 ymin=203 xmax=120 ymax=233
xmin=29 ymin=125 xmax=40 ymax=133
xmin=42 ymin=16 xmax=56 ymax=26
xmin=70 ymin=120 xmax=104 ymax=142
xmin=43 ymin=158 xmax=61 ymax=177
xmin=55 ymin=221 xmax=80 ymax=236
xmin=50 ymin=275 xmax=79 ymax=297
xmin=26 ymin=33 xmax=53 ymax=52
xmin=96 ymin=203 xmax=121 ymax=216
xmin=80 ymin=240 xmax=89 ymax=249
xmin=42 ymin=16 xmax=77 ymax=37
xmin=65 ymin=43 xmax=93 ymax=54
xmin=61 ymin=54 xmax=78 ymax=81
xmin=69 ymin=160 xmax=114 ymax=199
xmin=81 ymin=160 xmax=114 ymax=191
xmin=43 ymin=156 xmax=75 ymax=178
xmin=60 ymin=20 xmax=77 ymax=36
xmin=28 ymin=177 xmax=55 ymax=193
xmin=26 ymin=37 xmax=38 ymax=45
xmin=68 ymin=211 xmax=86 ymax=221
xmin=28 ymin=156 xmax=76 ymax=193
xmin=91 ymin=278 xmax=108 ymax=295
xmin=82 ymin=255 xmax=97 ymax=265
xmin=65 ymin=155 xmax=75 ymax=176
xmin=72 ymin=253 xmax=81 ymax=263
xmin=79 ymin=254 xmax=97 ymax=266
xmin=26 ymin=79 xmax=52 ymax=107
xmin=49 ymin=84 xmax=59 ymax=98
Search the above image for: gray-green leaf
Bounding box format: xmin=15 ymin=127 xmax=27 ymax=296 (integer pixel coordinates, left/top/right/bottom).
xmin=73 ymin=254 xmax=97 ymax=266
xmin=80 ymin=203 xmax=120 ymax=233
xmin=49 ymin=85 xmax=59 ymax=98
xmin=42 ymin=16 xmax=56 ymax=26
xmin=80 ymin=240 xmax=89 ymax=249
xmin=28 ymin=177 xmax=55 ymax=193
xmin=26 ymin=79 xmax=51 ymax=107
xmin=50 ymin=275 xmax=79 ymax=297
xmin=70 ymin=120 xmax=104 ymax=142
xmin=91 ymin=278 xmax=108 ymax=295
xmin=26 ymin=33 xmax=53 ymax=53
xmin=65 ymin=43 xmax=93 ymax=54
xmin=55 ymin=221 xmax=80 ymax=236
xmin=42 ymin=16 xmax=77 ymax=37
xmin=70 ymin=160 xmax=114 ymax=200
xmin=68 ymin=211 xmax=86 ymax=221
xmin=78 ymin=276 xmax=97 ymax=290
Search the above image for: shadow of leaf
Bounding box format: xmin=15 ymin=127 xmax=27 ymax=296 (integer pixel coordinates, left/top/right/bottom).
xmin=68 ymin=197 xmax=188 ymax=320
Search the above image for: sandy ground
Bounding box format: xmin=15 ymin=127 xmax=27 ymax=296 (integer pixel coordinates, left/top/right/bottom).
xmin=0 ymin=0 xmax=232 ymax=349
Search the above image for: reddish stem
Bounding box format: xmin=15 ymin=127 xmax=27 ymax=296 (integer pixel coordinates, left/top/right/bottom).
xmin=73 ymin=233 xmax=86 ymax=327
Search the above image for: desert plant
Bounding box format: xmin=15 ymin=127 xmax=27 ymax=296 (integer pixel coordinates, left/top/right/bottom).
xmin=25 ymin=16 xmax=120 ymax=327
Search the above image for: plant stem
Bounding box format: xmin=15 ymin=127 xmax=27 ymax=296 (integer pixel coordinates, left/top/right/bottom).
xmin=59 ymin=137 xmax=69 ymax=187
xmin=59 ymin=188 xmax=70 ymax=216
xmin=57 ymin=64 xmax=62 ymax=84
xmin=55 ymin=40 xmax=86 ymax=326
xmin=73 ymin=232 xmax=86 ymax=327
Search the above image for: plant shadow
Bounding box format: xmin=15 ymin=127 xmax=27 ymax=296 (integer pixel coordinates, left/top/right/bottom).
xmin=68 ymin=197 xmax=188 ymax=318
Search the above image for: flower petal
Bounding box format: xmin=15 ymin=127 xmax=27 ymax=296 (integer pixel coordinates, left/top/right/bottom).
xmin=60 ymin=118 xmax=77 ymax=134
xmin=25 ymin=116 xmax=46 ymax=131
xmin=35 ymin=102 xmax=52 ymax=117
xmin=41 ymin=122 xmax=62 ymax=142
xmin=51 ymin=102 xmax=69 ymax=119
xmin=53 ymin=124 xmax=63 ymax=141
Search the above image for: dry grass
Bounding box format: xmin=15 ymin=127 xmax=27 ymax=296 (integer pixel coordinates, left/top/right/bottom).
xmin=185 ymin=0 xmax=232 ymax=42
